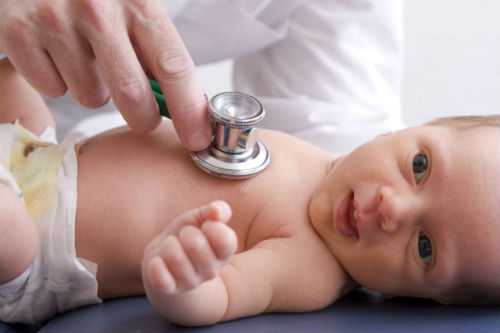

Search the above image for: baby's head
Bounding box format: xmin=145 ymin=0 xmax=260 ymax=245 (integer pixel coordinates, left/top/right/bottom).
xmin=309 ymin=115 xmax=500 ymax=304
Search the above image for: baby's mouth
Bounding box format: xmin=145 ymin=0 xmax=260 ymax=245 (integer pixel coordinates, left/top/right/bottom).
xmin=334 ymin=191 xmax=359 ymax=239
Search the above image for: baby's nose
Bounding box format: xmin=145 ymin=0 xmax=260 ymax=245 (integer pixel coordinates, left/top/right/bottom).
xmin=376 ymin=185 xmax=418 ymax=233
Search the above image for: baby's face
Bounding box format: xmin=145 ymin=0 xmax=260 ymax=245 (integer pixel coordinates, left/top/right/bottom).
xmin=309 ymin=124 xmax=500 ymax=302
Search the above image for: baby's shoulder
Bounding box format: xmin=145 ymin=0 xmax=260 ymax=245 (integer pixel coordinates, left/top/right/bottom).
xmin=244 ymin=195 xmax=314 ymax=250
xmin=241 ymin=129 xmax=331 ymax=237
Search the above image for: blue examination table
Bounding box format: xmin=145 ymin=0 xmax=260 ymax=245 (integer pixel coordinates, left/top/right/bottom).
xmin=2 ymin=290 xmax=499 ymax=333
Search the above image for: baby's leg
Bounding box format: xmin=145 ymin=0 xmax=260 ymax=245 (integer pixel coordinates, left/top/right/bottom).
xmin=0 ymin=182 xmax=38 ymax=285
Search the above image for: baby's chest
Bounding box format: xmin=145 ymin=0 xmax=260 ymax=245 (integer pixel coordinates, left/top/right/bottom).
xmin=219 ymin=159 xmax=314 ymax=250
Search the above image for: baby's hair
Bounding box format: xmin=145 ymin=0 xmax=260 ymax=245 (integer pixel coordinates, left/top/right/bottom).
xmin=426 ymin=114 xmax=500 ymax=130
xmin=427 ymin=114 xmax=500 ymax=306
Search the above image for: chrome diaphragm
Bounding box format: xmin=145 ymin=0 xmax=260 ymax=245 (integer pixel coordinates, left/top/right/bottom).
xmin=191 ymin=92 xmax=271 ymax=179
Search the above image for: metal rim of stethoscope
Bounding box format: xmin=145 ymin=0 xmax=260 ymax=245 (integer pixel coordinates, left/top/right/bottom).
xmin=191 ymin=91 xmax=271 ymax=179
xmin=191 ymin=140 xmax=270 ymax=179
xmin=208 ymin=91 xmax=265 ymax=128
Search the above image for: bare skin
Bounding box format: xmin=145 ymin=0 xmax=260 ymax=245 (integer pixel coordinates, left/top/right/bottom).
xmin=0 ymin=1 xmax=211 ymax=149
xmin=0 ymin=59 xmax=351 ymax=325
xmin=4 ymin=59 xmax=500 ymax=326
xmin=75 ymin=121 xmax=351 ymax=324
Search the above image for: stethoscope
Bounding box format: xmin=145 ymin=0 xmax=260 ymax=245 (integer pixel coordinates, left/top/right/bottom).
xmin=150 ymin=79 xmax=270 ymax=179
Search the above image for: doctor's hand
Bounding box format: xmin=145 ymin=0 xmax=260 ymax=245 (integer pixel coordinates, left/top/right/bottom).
xmin=0 ymin=0 xmax=211 ymax=151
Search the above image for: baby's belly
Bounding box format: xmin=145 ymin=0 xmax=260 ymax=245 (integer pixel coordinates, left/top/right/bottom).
xmin=73 ymin=125 xmax=260 ymax=298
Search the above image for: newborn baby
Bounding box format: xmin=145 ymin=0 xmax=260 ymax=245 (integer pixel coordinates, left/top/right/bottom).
xmin=1 ymin=59 xmax=499 ymax=326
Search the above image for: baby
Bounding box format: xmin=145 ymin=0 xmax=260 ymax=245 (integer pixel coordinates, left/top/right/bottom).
xmin=1 ymin=59 xmax=500 ymax=326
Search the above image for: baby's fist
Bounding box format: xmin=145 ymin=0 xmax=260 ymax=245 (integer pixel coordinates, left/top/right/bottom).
xmin=142 ymin=201 xmax=237 ymax=294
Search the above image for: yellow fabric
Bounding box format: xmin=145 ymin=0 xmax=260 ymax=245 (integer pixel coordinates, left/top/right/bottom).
xmin=8 ymin=122 xmax=63 ymax=221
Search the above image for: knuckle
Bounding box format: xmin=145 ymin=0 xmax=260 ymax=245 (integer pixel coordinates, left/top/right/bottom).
xmin=85 ymin=93 xmax=110 ymax=108
xmin=76 ymin=86 xmax=110 ymax=108
xmin=113 ymin=75 xmax=145 ymax=106
xmin=78 ymin=0 xmax=111 ymax=32
xmin=128 ymin=0 xmax=150 ymax=13
xmin=3 ymin=16 xmax=30 ymax=48
xmin=180 ymin=228 xmax=205 ymax=254
xmin=164 ymin=250 xmax=183 ymax=268
xmin=156 ymin=49 xmax=194 ymax=82
xmin=52 ymin=88 xmax=67 ymax=98
xmin=203 ymin=270 xmax=217 ymax=280
xmin=36 ymin=2 xmax=65 ymax=34
xmin=160 ymin=236 xmax=181 ymax=264
xmin=184 ymin=237 xmax=205 ymax=255
xmin=181 ymin=276 xmax=199 ymax=290
xmin=126 ymin=0 xmax=162 ymax=23
xmin=44 ymin=81 xmax=67 ymax=98
xmin=200 ymin=263 xmax=218 ymax=280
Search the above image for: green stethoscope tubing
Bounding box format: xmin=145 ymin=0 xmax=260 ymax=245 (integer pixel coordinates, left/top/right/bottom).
xmin=149 ymin=78 xmax=171 ymax=119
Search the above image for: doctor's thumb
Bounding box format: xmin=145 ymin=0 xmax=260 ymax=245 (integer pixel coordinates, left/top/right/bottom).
xmin=169 ymin=93 xmax=212 ymax=152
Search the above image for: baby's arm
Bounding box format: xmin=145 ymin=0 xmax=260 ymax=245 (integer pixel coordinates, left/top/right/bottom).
xmin=143 ymin=201 xmax=350 ymax=326
xmin=0 ymin=59 xmax=54 ymax=135
xmin=0 ymin=182 xmax=38 ymax=284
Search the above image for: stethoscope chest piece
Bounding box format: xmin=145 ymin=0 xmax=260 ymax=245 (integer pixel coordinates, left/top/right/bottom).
xmin=191 ymin=92 xmax=271 ymax=179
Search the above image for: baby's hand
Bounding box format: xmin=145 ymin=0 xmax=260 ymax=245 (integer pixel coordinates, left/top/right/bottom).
xmin=142 ymin=201 xmax=237 ymax=294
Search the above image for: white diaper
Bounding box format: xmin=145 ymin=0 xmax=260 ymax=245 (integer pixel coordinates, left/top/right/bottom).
xmin=0 ymin=123 xmax=101 ymax=324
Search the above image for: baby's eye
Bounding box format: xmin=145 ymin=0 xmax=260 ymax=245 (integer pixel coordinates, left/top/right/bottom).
xmin=412 ymin=153 xmax=429 ymax=184
xmin=418 ymin=232 xmax=433 ymax=265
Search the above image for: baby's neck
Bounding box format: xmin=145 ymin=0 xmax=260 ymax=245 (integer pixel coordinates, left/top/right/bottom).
xmin=307 ymin=156 xmax=337 ymax=224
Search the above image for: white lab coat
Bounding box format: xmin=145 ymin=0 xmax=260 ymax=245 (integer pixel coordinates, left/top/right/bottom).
xmin=0 ymin=0 xmax=404 ymax=154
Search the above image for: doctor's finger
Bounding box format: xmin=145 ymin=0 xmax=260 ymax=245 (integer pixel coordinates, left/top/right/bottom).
xmin=81 ymin=19 xmax=160 ymax=132
xmin=3 ymin=37 xmax=66 ymax=97
xmin=46 ymin=34 xmax=109 ymax=108
xmin=130 ymin=3 xmax=211 ymax=150
xmin=0 ymin=6 xmax=67 ymax=97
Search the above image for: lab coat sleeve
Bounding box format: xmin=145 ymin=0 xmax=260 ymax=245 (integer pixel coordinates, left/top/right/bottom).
xmin=172 ymin=0 xmax=305 ymax=65
xmin=233 ymin=0 xmax=405 ymax=154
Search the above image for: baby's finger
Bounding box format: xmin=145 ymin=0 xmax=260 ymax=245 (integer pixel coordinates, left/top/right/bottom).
xmin=179 ymin=225 xmax=220 ymax=280
xmin=182 ymin=200 xmax=232 ymax=225
xmin=201 ymin=221 xmax=238 ymax=260
xmin=145 ymin=256 xmax=176 ymax=294
xmin=162 ymin=200 xmax=232 ymax=237
xmin=159 ymin=235 xmax=199 ymax=291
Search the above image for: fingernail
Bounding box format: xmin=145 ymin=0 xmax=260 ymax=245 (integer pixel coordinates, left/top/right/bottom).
xmin=213 ymin=200 xmax=231 ymax=221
